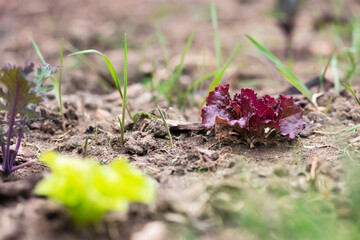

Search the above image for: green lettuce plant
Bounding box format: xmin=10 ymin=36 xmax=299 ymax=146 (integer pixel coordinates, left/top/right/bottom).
xmin=35 ymin=151 xmax=156 ymax=225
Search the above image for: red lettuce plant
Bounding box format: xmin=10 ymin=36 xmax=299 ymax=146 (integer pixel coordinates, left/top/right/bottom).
xmin=201 ymin=84 xmax=305 ymax=144
xmin=0 ymin=61 xmax=56 ymax=175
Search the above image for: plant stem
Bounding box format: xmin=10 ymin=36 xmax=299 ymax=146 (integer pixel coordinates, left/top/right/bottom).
xmin=10 ymin=118 xmax=25 ymax=168
xmin=120 ymin=34 xmax=128 ymax=146
xmin=3 ymin=99 xmax=17 ymax=174
xmin=59 ymin=39 xmax=66 ymax=131
xmin=157 ymin=105 xmax=173 ymax=148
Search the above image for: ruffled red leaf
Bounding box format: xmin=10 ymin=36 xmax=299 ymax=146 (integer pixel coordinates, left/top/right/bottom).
xmin=201 ymin=84 xmax=305 ymax=140
xmin=201 ymin=84 xmax=236 ymax=130
xmin=276 ymin=95 xmax=305 ymax=139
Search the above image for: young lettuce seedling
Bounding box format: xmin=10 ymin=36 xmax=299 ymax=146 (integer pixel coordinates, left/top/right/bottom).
xmin=201 ymin=84 xmax=305 ymax=147
xmin=0 ymin=62 xmax=56 ymax=175
xmin=35 ymin=151 xmax=156 ymax=225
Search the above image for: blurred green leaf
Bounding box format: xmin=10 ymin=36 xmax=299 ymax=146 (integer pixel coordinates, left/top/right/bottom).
xmin=35 ymin=151 xmax=156 ymax=225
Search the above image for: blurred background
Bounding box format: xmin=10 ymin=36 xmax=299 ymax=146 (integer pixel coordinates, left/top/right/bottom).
xmin=1 ymin=0 xmax=360 ymax=97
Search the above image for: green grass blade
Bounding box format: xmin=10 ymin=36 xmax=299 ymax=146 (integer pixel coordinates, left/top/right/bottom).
xmin=120 ymin=34 xmax=128 ymax=146
xmin=158 ymin=105 xmax=173 ymax=148
xmin=50 ymin=76 xmax=60 ymax=99
xmin=320 ymin=51 xmax=334 ymax=89
xmin=156 ymin=26 xmax=171 ymax=74
xmin=200 ymin=42 xmax=241 ymax=108
xmin=324 ymin=95 xmax=333 ymax=115
xmin=344 ymin=83 xmax=360 ymax=106
xmin=343 ymin=53 xmax=357 ymax=85
xmin=178 ymin=70 xmax=218 ymax=107
xmin=131 ymin=111 xmax=158 ymax=122
xmin=276 ymin=67 xmax=316 ymax=106
xmin=70 ymin=49 xmax=134 ymax=119
xmin=208 ymin=43 xmax=241 ymax=91
xmin=347 ymin=123 xmax=360 ymax=132
xmin=30 ymin=37 xmax=46 ymax=65
xmin=186 ymin=70 xmax=218 ymax=96
xmin=246 ymin=35 xmax=314 ymax=104
xmin=117 ymin=116 xmax=124 ymax=132
xmin=69 ymin=49 xmax=123 ymax=98
xmin=331 ymin=55 xmax=340 ymax=94
xmin=57 ymin=39 xmax=64 ymax=111
xmin=165 ymin=30 xmax=196 ymax=103
xmin=211 ymin=0 xmax=222 ymax=69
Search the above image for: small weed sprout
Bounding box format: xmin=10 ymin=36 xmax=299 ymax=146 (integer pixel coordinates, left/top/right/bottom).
xmin=201 ymin=42 xmax=242 ymax=108
xmin=344 ymin=83 xmax=360 ymax=132
xmin=70 ymin=34 xmax=129 ymax=146
xmin=157 ymin=105 xmax=173 ymax=148
xmin=120 ymin=34 xmax=128 ymax=146
xmin=211 ymin=0 xmax=222 ymax=69
xmin=30 ymin=38 xmax=66 ymax=131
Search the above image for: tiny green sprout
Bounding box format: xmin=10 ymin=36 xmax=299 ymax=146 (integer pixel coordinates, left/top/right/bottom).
xmin=344 ymin=83 xmax=360 ymax=106
xmin=211 ymin=0 xmax=222 ymax=69
xmin=71 ymin=34 xmax=129 ymax=146
xmin=198 ymin=166 xmax=206 ymax=172
xmin=201 ymin=42 xmax=241 ymax=108
xmin=172 ymin=156 xmax=180 ymax=164
xmin=83 ymin=136 xmax=89 ymax=158
xmin=94 ymin=127 xmax=98 ymax=139
xmin=157 ymin=105 xmax=173 ymax=148
xmin=345 ymin=84 xmax=360 ymax=131
xmin=30 ymin=38 xmax=66 ymax=131
xmin=324 ymin=95 xmax=333 ymax=115
xmin=156 ymin=28 xmax=195 ymax=106
xmin=131 ymin=111 xmax=158 ymax=122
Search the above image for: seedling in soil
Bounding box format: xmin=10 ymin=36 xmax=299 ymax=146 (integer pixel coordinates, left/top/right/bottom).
xmin=344 ymin=83 xmax=360 ymax=106
xmin=201 ymin=42 xmax=242 ymax=108
xmin=94 ymin=127 xmax=98 ymax=139
xmin=160 ymin=30 xmax=196 ymax=106
xmin=201 ymin=84 xmax=305 ymax=147
xmin=247 ymin=36 xmax=317 ymax=108
xmin=120 ymin=34 xmax=128 ymax=146
xmin=70 ymin=34 xmax=129 ymax=146
xmin=131 ymin=111 xmax=158 ymax=122
xmin=35 ymin=151 xmax=156 ymax=226
xmin=344 ymin=84 xmax=360 ymax=132
xmin=319 ymin=49 xmax=336 ymax=90
xmin=0 ymin=62 xmax=56 ymax=175
xmin=69 ymin=37 xmax=132 ymax=121
xmin=155 ymin=26 xmax=219 ymax=109
xmin=341 ymin=21 xmax=360 ymax=85
xmin=211 ymin=0 xmax=222 ymax=69
xmin=30 ymin=38 xmax=66 ymax=131
xmin=83 ymin=136 xmax=89 ymax=158
xmin=157 ymin=105 xmax=173 ymax=148
xmin=156 ymin=26 xmax=171 ymax=75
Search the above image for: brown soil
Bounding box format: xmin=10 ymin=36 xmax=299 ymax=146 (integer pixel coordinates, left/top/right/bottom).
xmin=1 ymin=0 xmax=360 ymax=239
